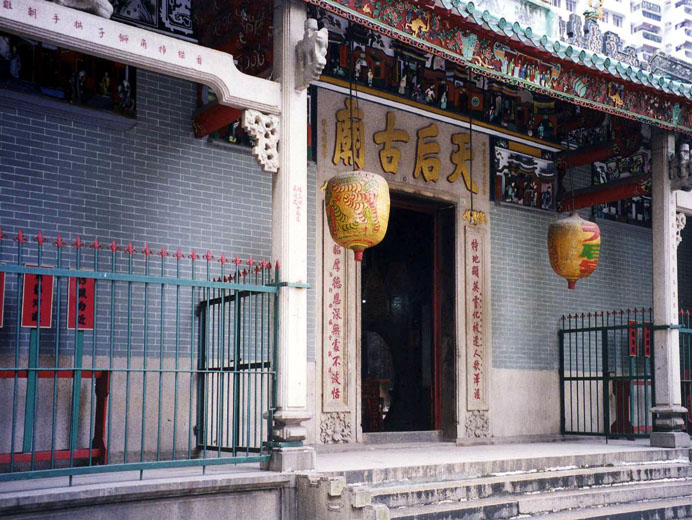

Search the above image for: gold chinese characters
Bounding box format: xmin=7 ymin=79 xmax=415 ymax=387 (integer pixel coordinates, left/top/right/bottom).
xmin=332 ymin=102 xmax=477 ymax=193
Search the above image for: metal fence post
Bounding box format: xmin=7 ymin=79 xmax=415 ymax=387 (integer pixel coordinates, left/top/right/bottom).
xmin=559 ymin=329 xmax=565 ymax=435
xmin=602 ymin=330 xmax=610 ymax=440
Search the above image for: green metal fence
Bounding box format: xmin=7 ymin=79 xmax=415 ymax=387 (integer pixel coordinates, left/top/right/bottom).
xmin=559 ymin=308 xmax=654 ymax=439
xmin=0 ymin=229 xmax=278 ymax=481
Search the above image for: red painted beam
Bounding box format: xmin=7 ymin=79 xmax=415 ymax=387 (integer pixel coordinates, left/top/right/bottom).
xmin=558 ymin=119 xmax=642 ymax=170
xmin=0 ymin=370 xmax=107 ymax=379
xmin=193 ymin=102 xmax=243 ymax=139
xmin=0 ymin=449 xmax=104 ymax=464
xmin=558 ymin=173 xmax=650 ymax=212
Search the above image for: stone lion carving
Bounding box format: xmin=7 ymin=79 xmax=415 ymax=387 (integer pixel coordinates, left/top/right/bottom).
xmin=296 ymin=18 xmax=328 ymax=91
xmin=52 ymin=0 xmax=113 ymax=18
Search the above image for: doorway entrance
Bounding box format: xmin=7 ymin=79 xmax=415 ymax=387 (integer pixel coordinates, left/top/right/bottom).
xmin=361 ymin=194 xmax=456 ymax=434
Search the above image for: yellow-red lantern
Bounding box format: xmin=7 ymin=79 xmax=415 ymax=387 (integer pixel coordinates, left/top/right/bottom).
xmin=547 ymin=212 xmax=601 ymax=289
xmin=325 ymin=170 xmax=390 ymax=262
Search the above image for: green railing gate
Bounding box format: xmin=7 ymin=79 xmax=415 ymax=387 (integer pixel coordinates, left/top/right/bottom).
xmin=679 ymin=310 xmax=692 ymax=435
xmin=196 ymin=270 xmax=276 ymax=455
xmin=559 ymin=308 xmax=655 ymax=439
xmin=0 ymin=230 xmax=279 ymax=482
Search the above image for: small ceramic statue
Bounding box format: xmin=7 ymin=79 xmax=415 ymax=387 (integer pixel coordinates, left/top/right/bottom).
xmin=118 ymin=79 xmax=135 ymax=112
xmin=69 ymin=70 xmax=86 ymax=105
xmin=424 ymin=84 xmax=436 ymax=104
xmin=99 ymin=72 xmax=110 ymax=96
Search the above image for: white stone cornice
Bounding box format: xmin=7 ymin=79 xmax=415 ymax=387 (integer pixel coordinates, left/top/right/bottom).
xmin=0 ymin=0 xmax=281 ymax=114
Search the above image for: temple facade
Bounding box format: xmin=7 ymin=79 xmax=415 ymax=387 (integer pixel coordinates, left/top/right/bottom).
xmin=1 ymin=0 xmax=692 ymax=515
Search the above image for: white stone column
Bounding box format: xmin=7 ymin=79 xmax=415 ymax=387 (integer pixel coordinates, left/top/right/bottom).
xmin=262 ymin=0 xmax=315 ymax=470
xmin=650 ymin=129 xmax=690 ymax=448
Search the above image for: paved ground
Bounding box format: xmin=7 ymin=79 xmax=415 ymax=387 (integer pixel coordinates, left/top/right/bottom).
xmin=0 ymin=438 xmax=669 ymax=495
xmin=313 ymin=438 xmax=659 ymax=472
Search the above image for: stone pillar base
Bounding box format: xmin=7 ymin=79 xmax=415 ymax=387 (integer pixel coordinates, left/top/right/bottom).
xmin=261 ymin=446 xmax=316 ymax=472
xmin=650 ymin=431 xmax=691 ymax=448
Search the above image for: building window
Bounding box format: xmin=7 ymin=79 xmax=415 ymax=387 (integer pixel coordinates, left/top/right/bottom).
xmin=602 ymin=10 xmax=609 ymax=22
xmin=641 ymin=0 xmax=661 ymax=12
xmin=643 ymin=32 xmax=662 ymax=42
xmin=552 ymin=0 xmax=561 ymax=7
xmin=643 ymin=10 xmax=662 ymax=19
xmin=566 ymin=0 xmax=576 ymax=11
xmin=613 ymin=14 xmax=623 ymax=27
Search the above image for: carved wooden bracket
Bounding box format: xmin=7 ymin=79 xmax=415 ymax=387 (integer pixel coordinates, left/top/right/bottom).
xmin=242 ymin=109 xmax=280 ymax=173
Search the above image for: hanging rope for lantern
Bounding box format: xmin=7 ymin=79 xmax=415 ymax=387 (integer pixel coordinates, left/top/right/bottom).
xmin=547 ymin=133 xmax=601 ymax=289
xmin=324 ymin=22 xmax=390 ymax=262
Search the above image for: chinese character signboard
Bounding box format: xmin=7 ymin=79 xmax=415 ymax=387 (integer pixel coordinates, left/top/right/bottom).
xmin=20 ymin=271 xmax=54 ymax=328
xmin=318 ymin=88 xmax=490 ymax=206
xmin=466 ymin=228 xmax=488 ymax=410
xmin=323 ymin=240 xmax=348 ymax=412
xmin=67 ymin=277 xmax=95 ymax=330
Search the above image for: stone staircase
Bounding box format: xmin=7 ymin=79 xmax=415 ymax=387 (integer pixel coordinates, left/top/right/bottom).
xmin=297 ymin=447 xmax=692 ymax=519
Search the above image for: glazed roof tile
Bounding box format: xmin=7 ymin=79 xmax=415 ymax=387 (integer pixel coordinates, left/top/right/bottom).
xmin=439 ymin=0 xmax=692 ymax=100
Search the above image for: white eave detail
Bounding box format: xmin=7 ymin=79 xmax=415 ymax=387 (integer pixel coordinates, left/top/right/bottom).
xmin=0 ymin=0 xmax=281 ymax=114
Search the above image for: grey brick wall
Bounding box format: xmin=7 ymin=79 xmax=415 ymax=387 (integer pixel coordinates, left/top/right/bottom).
xmin=491 ymin=204 xmax=653 ymax=371
xmin=0 ymin=71 xmax=272 ymax=252
xmin=0 ymin=70 xmax=274 ymax=356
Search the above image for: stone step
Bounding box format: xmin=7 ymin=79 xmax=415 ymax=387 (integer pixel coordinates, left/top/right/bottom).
xmin=518 ymin=479 xmax=692 ymax=515
xmin=524 ymin=497 xmax=692 ymax=519
xmin=333 ymin=448 xmax=689 ymax=486
xmin=363 ymin=431 xmax=443 ymax=445
xmin=371 ymin=462 xmax=692 ymax=509
xmin=387 ymin=479 xmax=692 ymax=519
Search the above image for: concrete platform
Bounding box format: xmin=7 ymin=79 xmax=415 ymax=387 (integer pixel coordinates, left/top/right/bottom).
xmin=0 ymin=438 xmax=680 ymax=494
xmin=0 ymin=438 xmax=688 ymax=519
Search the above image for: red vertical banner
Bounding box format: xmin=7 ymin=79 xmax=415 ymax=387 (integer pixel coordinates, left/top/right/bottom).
xmin=628 ymin=321 xmax=638 ymax=357
xmin=68 ymin=277 xmax=95 ymax=330
xmin=0 ymin=272 xmax=5 ymax=328
xmin=20 ymin=271 xmax=54 ymax=328
xmin=643 ymin=326 xmax=651 ymax=357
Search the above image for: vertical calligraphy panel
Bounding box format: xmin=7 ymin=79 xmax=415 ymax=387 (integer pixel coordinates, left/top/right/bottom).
xmin=67 ymin=276 xmax=95 ymax=330
xmin=0 ymin=272 xmax=4 ymax=328
xmin=322 ymin=235 xmax=348 ymax=412
xmin=466 ymin=227 xmax=488 ymax=410
xmin=20 ymin=271 xmax=54 ymax=329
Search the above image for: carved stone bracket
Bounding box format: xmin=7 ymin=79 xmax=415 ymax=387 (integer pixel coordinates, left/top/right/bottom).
xmin=320 ymin=412 xmax=352 ymax=443
xmin=242 ymin=109 xmax=280 ymax=173
xmin=295 ymin=18 xmax=328 ymax=91
xmin=676 ymin=212 xmax=687 ymax=248
xmin=464 ymin=410 xmax=489 ymax=438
